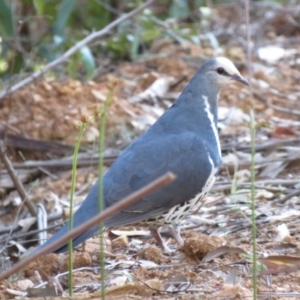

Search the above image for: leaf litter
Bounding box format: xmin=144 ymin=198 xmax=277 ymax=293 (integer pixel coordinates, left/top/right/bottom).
xmin=1 ymin=2 xmax=300 ymax=299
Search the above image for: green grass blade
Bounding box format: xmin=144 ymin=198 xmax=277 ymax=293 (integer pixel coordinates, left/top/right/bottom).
xmin=250 ymin=108 xmax=257 ymax=299
xmin=68 ymin=121 xmax=86 ymax=296
xmin=98 ymin=82 xmax=116 ymax=299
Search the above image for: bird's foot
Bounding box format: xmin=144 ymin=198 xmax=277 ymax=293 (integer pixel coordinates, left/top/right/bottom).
xmin=149 ymin=227 xmax=171 ymax=254
xmin=149 ymin=227 xmax=179 ymax=255
xmin=166 ymin=225 xmax=184 ymax=247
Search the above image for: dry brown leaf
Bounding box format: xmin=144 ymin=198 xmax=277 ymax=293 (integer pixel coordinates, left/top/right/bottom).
xmin=259 ymin=255 xmax=300 ymax=269
xmin=111 ymin=235 xmax=129 ymax=248
xmin=202 ymin=246 xmax=247 ymax=263
xmin=105 ymin=278 xmax=162 ymax=297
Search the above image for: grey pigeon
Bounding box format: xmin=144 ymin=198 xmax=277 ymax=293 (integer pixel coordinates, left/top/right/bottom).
xmin=33 ymin=57 xmax=249 ymax=254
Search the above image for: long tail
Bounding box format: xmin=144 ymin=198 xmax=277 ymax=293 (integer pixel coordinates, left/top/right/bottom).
xmin=30 ymin=182 xmax=102 ymax=255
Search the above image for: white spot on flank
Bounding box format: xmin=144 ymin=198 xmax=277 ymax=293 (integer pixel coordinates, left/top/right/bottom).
xmin=203 ymin=96 xmax=221 ymax=156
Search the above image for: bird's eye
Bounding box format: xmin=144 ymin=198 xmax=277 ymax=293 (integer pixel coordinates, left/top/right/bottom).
xmin=216 ymin=67 xmax=225 ymax=75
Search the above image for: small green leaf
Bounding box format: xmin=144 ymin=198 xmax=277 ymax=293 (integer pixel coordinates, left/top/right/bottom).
xmin=80 ymin=46 xmax=95 ymax=78
xmin=33 ymin=0 xmax=44 ymax=15
xmin=129 ymin=33 xmax=139 ymax=61
xmin=53 ymin=0 xmax=77 ymax=37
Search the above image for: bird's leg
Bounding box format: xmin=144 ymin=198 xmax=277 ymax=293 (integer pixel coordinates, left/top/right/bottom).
xmin=149 ymin=227 xmax=173 ymax=253
xmin=167 ymin=225 xmax=184 ymax=246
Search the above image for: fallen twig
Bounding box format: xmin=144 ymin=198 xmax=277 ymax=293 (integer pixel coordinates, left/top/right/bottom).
xmin=274 ymin=189 xmax=300 ymax=204
xmin=12 ymin=153 xmax=119 ymax=169
xmin=0 ymin=132 xmax=73 ymax=153
xmin=0 ymin=141 xmax=36 ymax=216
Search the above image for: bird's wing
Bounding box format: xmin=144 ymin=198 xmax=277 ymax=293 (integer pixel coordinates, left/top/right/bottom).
xmin=102 ymin=130 xmax=215 ymax=227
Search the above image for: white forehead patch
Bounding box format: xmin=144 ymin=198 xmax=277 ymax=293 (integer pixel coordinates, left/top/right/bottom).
xmin=214 ymin=57 xmax=240 ymax=76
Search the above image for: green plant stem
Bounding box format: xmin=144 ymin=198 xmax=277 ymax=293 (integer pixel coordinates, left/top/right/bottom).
xmin=68 ymin=122 xmax=86 ymax=297
xmin=98 ymin=84 xmax=115 ymax=299
xmin=250 ymin=108 xmax=257 ymax=299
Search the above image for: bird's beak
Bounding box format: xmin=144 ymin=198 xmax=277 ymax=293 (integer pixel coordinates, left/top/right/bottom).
xmin=231 ymin=74 xmax=249 ymax=86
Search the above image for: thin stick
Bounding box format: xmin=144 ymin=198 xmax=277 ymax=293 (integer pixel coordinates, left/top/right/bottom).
xmin=0 ymin=172 xmax=175 ymax=280
xmin=98 ymin=80 xmax=115 ymax=300
xmin=0 ymin=0 xmax=156 ymax=101
xmin=0 ymin=141 xmax=36 ymax=216
xmin=67 ymin=122 xmax=86 ymax=296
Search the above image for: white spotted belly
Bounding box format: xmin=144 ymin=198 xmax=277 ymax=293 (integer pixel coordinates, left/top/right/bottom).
xmin=137 ymin=159 xmax=219 ymax=226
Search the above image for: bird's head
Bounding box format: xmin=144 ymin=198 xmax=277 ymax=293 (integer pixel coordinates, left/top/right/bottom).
xmin=201 ymin=57 xmax=249 ymax=88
